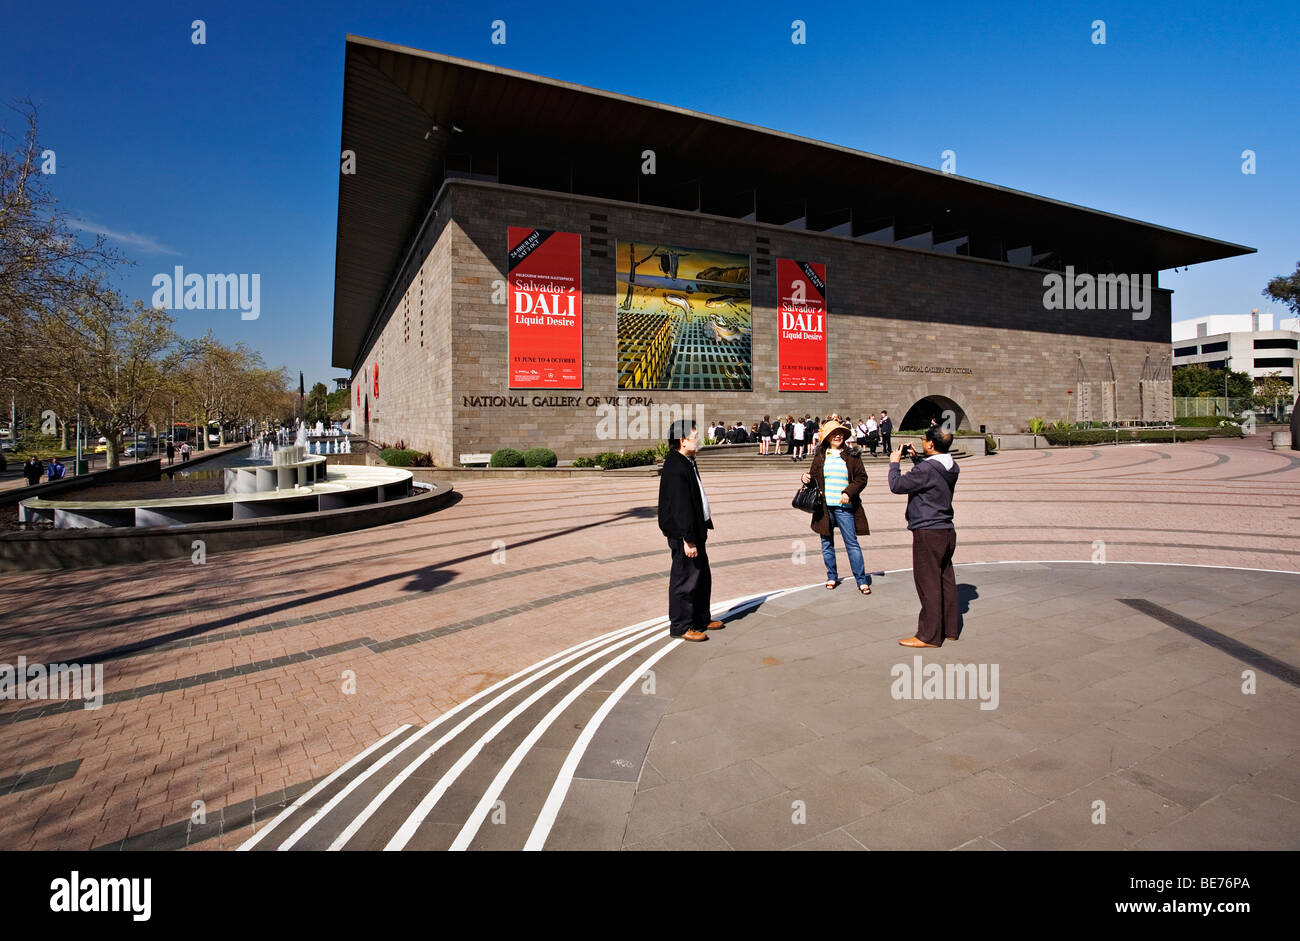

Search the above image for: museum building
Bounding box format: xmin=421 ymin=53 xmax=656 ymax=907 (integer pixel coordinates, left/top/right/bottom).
xmin=332 ymin=36 xmax=1253 ymax=465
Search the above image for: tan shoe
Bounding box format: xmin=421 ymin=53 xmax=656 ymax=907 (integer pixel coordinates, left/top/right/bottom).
xmin=703 ymin=620 xmax=725 ymax=630
xmin=898 ymin=636 xmax=940 ymax=648
xmin=678 ymin=629 xmax=709 ymax=642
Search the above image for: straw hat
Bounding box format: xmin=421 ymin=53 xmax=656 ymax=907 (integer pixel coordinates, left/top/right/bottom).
xmin=818 ymin=420 xmax=851 ymax=445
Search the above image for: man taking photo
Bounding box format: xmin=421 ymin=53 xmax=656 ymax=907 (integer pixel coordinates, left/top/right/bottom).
xmin=888 ymin=426 xmax=960 ymax=647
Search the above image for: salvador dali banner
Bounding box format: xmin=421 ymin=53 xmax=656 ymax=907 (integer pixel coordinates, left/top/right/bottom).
xmin=507 ymin=227 xmax=582 ymax=389
xmin=777 ymin=259 xmax=827 ymax=391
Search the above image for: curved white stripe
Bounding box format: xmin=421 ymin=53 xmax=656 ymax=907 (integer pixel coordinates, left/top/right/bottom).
xmin=278 ymin=613 xmax=672 ymax=849
xmin=380 ymin=624 xmax=666 ymax=850
xmin=450 ymin=634 xmax=675 ymax=851
xmin=522 ymin=640 xmax=678 ymax=851
xmin=271 ymin=618 xmax=670 ymax=852
xmin=237 ymin=723 xmax=412 ymax=850
xmin=521 ymin=590 xmax=792 ymax=851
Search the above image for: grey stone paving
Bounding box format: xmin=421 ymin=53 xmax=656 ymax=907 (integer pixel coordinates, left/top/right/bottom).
xmin=614 ymin=562 xmax=1300 ymax=850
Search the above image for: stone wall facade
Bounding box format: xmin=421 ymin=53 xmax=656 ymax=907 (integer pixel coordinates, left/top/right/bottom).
xmin=352 ymin=180 xmax=1173 ymax=465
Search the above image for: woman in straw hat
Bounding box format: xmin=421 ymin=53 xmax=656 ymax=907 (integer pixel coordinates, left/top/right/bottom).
xmin=800 ymin=419 xmax=872 ymax=593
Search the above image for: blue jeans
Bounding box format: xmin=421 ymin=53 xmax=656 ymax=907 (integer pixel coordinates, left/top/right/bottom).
xmin=821 ymin=504 xmax=867 ymax=586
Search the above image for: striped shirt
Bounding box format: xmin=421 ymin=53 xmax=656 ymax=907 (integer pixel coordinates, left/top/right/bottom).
xmin=823 ymin=448 xmax=849 ymax=506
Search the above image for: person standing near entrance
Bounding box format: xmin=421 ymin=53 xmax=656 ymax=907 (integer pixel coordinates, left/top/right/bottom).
xmin=166 ymin=440 xmax=175 ymax=465
xmin=790 ymin=413 xmax=805 ymax=460
xmin=801 ymin=420 xmax=871 ymax=594
xmin=879 ymin=410 xmax=893 ymax=454
xmin=865 ymin=412 xmax=880 ymax=457
xmin=658 ymin=420 xmax=723 ymax=642
xmin=23 ymin=457 xmax=44 ymax=486
xmin=889 ymin=426 xmax=960 ymax=647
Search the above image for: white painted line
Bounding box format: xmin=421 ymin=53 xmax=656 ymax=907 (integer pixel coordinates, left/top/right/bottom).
xmin=237 ymin=723 xmax=412 ymax=851
xmin=520 ymin=590 xmax=787 ymax=851
xmin=521 ymin=640 xmax=678 ymax=851
xmin=276 ymin=614 xmax=672 ymax=850
xmin=450 ymin=633 xmax=675 ymax=850
xmin=379 ymin=624 xmax=667 ymax=851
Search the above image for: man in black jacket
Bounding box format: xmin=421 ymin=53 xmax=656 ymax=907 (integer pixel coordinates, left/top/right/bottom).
xmin=879 ymin=410 xmax=893 ymax=454
xmin=889 ymin=426 xmax=960 ymax=647
xmin=658 ymin=420 xmax=723 ymax=642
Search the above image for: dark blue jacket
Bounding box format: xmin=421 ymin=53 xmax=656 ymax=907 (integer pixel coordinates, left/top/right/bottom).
xmin=888 ymin=454 xmax=958 ymax=530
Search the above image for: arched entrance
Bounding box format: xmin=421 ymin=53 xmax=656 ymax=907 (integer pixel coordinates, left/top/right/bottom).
xmin=900 ymin=395 xmax=967 ymax=432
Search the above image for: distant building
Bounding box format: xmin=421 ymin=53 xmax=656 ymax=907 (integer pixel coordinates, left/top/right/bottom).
xmin=1172 ymin=312 xmax=1299 ymax=389
xmin=333 ymin=377 xmax=351 ymax=391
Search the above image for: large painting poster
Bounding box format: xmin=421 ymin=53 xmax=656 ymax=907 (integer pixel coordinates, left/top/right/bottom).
xmin=507 ymin=227 xmax=582 ymax=389
xmin=777 ymin=259 xmax=827 ymax=391
xmin=616 ymin=241 xmax=751 ymax=390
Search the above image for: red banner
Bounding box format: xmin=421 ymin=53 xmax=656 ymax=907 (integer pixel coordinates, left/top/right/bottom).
xmin=777 ymin=259 xmax=827 ymax=391
xmin=508 ymin=227 xmax=582 ymax=389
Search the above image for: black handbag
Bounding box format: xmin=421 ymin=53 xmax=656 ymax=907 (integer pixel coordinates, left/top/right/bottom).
xmin=792 ymin=481 xmax=822 ymax=513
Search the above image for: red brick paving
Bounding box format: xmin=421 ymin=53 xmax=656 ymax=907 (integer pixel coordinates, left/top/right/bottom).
xmin=0 ymin=435 xmax=1295 ymax=849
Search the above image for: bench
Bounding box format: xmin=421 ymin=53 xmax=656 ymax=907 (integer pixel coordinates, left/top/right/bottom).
xmin=459 ymin=452 xmax=493 ymax=467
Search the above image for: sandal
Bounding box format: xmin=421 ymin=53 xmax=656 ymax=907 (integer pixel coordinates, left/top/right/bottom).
xmin=859 ymin=585 xmax=872 ymax=595
xmin=825 ymin=580 xmax=839 ymax=590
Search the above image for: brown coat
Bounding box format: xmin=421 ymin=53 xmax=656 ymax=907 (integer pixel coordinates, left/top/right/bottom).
xmin=808 ymin=446 xmax=870 ymax=537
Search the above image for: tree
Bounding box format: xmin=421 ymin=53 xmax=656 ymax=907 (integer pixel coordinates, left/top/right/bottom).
xmin=1253 ymin=371 xmax=1294 ymax=410
xmin=41 ymin=293 xmax=179 ymax=468
xmin=1262 ymin=261 xmax=1300 ymax=316
xmin=1 ymin=102 xmax=124 ymax=444
xmin=1172 ymin=363 xmax=1252 ymax=399
xmin=304 ymin=382 xmax=330 ymax=427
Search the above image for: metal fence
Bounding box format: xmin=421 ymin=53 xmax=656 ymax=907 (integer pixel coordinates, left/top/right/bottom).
xmin=1173 ymin=397 xmax=1253 ymax=419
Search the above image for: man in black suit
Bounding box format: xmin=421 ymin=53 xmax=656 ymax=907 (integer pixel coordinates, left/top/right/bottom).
xmin=658 ymin=420 xmax=724 ymax=642
xmin=879 ymin=410 xmax=893 ymax=454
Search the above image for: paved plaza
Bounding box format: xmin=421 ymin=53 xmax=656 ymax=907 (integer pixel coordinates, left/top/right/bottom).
xmin=1 ymin=437 xmax=1297 ymax=850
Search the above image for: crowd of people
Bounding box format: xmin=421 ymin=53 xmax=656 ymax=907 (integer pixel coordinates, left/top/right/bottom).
xmin=707 ymin=410 xmax=897 ymax=458
xmin=660 ymin=416 xmax=960 ymax=647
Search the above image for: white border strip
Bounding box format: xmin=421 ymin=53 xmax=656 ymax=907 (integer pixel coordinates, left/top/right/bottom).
xmin=238 ymin=723 xmax=413 ymax=851
xmin=381 ymin=623 xmax=667 ymax=850
xmin=253 ymin=612 xmax=674 ymax=849
xmin=450 ymin=633 xmax=676 ymax=850
xmin=519 ymin=589 xmax=799 ymax=851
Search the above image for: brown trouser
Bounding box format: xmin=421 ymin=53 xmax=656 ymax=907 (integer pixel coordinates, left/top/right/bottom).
xmin=912 ymin=528 xmax=958 ymax=645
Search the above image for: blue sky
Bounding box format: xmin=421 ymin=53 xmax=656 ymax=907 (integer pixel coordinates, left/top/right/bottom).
xmin=3 ymin=0 xmax=1296 ymax=389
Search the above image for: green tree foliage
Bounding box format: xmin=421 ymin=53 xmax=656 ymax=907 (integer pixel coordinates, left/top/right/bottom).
xmin=1173 ymin=363 xmax=1252 ymax=399
xmin=1262 ymin=261 xmax=1300 ymax=316
xmin=303 ymin=382 xmax=330 ymax=427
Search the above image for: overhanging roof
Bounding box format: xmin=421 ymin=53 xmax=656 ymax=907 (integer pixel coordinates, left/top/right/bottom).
xmin=333 ymin=35 xmax=1255 ymax=370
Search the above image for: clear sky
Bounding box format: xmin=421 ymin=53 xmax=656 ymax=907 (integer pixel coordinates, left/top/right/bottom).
xmin=3 ymin=0 xmax=1295 ymax=389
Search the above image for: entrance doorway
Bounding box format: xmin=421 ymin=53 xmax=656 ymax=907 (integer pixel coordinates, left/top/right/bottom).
xmin=900 ymin=395 xmax=967 ymax=432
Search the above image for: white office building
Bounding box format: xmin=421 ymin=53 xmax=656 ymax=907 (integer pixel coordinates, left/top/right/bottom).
xmin=1172 ymin=312 xmax=1299 ymax=390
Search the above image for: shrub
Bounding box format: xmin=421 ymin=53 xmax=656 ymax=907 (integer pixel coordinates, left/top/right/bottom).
xmin=572 ymin=449 xmax=658 ymax=469
xmin=489 ymin=448 xmax=525 ymax=467
xmin=379 ymin=448 xmax=419 ymax=466
xmin=654 ymin=440 xmax=671 ymax=459
xmin=1028 ymin=417 xmax=1046 ymax=434
xmin=522 ymin=446 xmax=557 ymax=468
xmin=984 ymin=434 xmax=997 ymax=454
xmin=1042 ymin=428 xmax=1213 ymax=446
xmin=1176 ymin=415 xmax=1238 ymax=428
